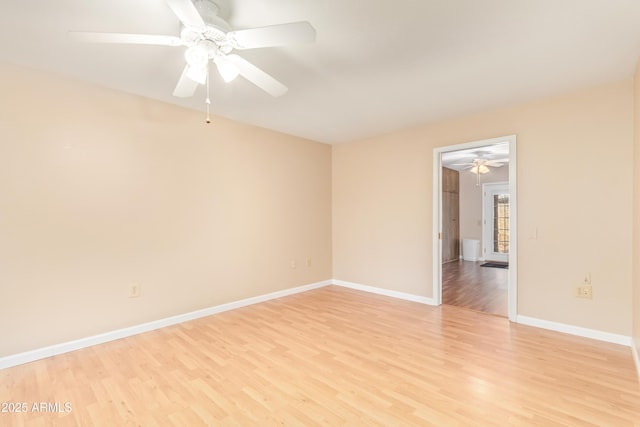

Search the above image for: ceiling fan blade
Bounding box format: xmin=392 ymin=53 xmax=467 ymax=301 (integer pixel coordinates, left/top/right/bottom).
xmin=226 ymin=54 xmax=288 ymax=97
xmin=228 ymin=21 xmax=316 ymax=49
xmin=484 ymin=161 xmax=504 ymax=167
xmin=173 ymin=64 xmax=200 ymax=97
xmin=165 ymin=0 xmax=206 ymax=28
xmin=69 ymin=31 xmax=183 ymax=46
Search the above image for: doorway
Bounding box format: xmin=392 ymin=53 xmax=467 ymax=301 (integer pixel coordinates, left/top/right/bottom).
xmin=483 ymin=182 xmax=509 ymax=263
xmin=432 ymin=135 xmax=517 ymax=321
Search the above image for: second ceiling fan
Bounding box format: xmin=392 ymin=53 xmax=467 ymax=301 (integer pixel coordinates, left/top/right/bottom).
xmin=70 ymin=0 xmax=316 ymax=98
xmin=452 ymin=152 xmax=509 ymax=186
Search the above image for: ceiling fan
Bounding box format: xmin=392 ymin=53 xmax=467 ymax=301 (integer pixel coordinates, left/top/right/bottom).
xmin=69 ymin=0 xmax=316 ymax=98
xmin=452 ymin=154 xmax=509 ymax=185
xmin=454 ymin=157 xmax=509 ymax=175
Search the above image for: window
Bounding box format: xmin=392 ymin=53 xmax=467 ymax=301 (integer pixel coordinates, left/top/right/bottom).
xmin=493 ymin=194 xmax=509 ymax=253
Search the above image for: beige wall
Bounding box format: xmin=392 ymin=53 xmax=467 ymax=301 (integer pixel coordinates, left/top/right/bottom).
xmin=633 ymin=61 xmax=640 ymax=353
xmin=459 ymin=164 xmax=509 ymax=249
xmin=333 ymin=79 xmax=634 ymax=335
xmin=0 ymin=63 xmax=332 ymax=357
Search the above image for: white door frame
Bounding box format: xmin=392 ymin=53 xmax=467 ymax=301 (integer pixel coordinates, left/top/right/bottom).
xmin=432 ymin=135 xmax=518 ymax=321
xmin=482 ymin=182 xmax=510 ymax=263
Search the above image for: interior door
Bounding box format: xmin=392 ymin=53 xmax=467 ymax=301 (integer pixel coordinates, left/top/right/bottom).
xmin=483 ymin=183 xmax=509 ymax=263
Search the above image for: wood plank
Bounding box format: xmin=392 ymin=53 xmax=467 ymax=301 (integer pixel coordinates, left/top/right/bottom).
xmin=1 ymin=286 xmax=639 ymax=426
xmin=443 ymin=259 xmax=508 ymax=316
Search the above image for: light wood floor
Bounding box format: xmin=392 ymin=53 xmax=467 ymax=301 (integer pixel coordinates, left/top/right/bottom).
xmin=2 ymin=285 xmax=639 ymax=426
xmin=443 ymin=260 xmax=508 ymax=317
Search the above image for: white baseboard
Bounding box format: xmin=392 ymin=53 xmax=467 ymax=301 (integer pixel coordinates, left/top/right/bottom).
xmin=4 ymin=279 xmax=635 ymax=378
xmin=516 ymin=315 xmax=632 ymax=347
xmin=332 ymin=283 xmax=633 ymax=350
xmin=332 ymin=279 xmax=436 ymax=305
xmin=0 ymin=280 xmax=332 ymax=371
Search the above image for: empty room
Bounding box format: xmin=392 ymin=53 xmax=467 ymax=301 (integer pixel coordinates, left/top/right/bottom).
xmin=2 ymin=0 xmax=640 ymax=425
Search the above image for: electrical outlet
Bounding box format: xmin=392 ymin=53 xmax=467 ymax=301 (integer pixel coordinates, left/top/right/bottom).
xmin=129 ymin=283 xmax=141 ymax=298
xmin=290 ymin=260 xmax=297 ymax=269
xmin=575 ymin=285 xmax=592 ymax=299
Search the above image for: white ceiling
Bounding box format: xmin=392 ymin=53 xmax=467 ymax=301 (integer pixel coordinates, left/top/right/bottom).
xmin=2 ymin=0 xmax=640 ymax=144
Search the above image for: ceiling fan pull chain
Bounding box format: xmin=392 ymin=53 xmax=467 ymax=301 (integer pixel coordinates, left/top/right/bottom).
xmin=205 ymin=65 xmax=211 ymax=124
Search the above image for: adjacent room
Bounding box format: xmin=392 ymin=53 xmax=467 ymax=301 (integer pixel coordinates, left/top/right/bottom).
xmin=2 ymin=0 xmax=640 ymax=425
xmin=440 ymin=143 xmax=511 ymax=317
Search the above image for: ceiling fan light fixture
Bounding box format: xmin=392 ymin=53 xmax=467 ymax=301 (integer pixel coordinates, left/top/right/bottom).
xmin=470 ymin=164 xmax=490 ymax=174
xmin=185 ymin=45 xmax=209 ymax=68
xmin=184 ymin=44 xmax=209 ymax=84
xmin=215 ymin=60 xmax=239 ymax=82
xmin=186 ymin=64 xmax=207 ymax=84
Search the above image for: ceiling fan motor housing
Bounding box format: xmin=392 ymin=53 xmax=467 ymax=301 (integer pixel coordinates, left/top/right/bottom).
xmin=180 ymin=0 xmax=233 ymax=61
